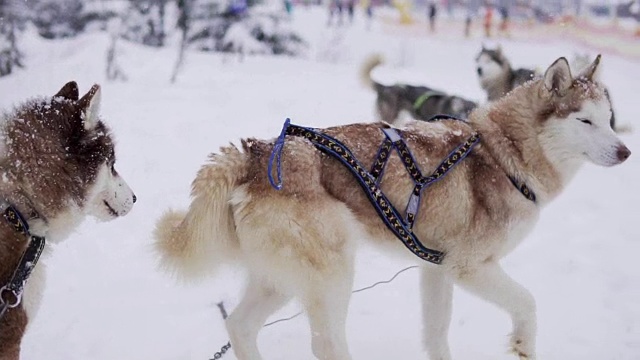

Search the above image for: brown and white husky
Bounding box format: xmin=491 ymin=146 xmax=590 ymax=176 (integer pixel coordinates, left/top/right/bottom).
xmin=0 ymin=82 xmax=136 ymax=359
xmin=155 ymin=56 xmax=629 ymax=360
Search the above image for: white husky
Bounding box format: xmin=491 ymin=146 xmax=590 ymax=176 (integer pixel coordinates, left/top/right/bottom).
xmin=155 ymin=56 xmax=629 ymax=360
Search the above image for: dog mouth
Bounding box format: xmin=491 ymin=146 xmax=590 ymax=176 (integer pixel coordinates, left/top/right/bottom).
xmin=103 ymin=201 xmax=119 ymax=217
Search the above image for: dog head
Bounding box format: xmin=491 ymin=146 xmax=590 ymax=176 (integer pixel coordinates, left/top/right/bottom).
xmin=475 ymin=45 xmax=510 ymax=88
xmin=1 ymin=81 xmax=136 ymax=238
xmin=536 ymin=56 xmax=629 ymax=169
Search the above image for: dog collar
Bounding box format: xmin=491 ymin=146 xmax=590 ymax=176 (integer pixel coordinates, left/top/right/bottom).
xmin=0 ymin=202 xmax=46 ymax=320
xmin=413 ymin=90 xmax=446 ymax=111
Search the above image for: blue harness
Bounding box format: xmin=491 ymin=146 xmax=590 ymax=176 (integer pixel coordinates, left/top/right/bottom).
xmin=267 ymin=118 xmax=487 ymax=265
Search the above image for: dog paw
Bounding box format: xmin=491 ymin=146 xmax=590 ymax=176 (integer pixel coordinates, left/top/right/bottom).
xmin=510 ymin=338 xmax=535 ymax=360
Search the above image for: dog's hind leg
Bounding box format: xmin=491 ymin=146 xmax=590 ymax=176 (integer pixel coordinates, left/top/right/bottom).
xmin=377 ymin=94 xmax=400 ymax=124
xmin=303 ymin=264 xmax=354 ymax=360
xmin=226 ymin=276 xmax=291 ymax=360
xmin=454 ymin=262 xmax=537 ymax=359
xmin=421 ymin=266 xmax=453 ymax=360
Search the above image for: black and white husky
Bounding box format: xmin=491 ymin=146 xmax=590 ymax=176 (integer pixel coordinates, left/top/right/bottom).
xmin=362 ymin=55 xmax=478 ymax=124
xmin=475 ymin=45 xmax=539 ymax=102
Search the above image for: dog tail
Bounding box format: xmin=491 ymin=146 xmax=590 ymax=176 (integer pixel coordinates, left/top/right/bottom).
xmin=360 ymin=54 xmax=384 ymax=89
xmin=154 ymin=144 xmax=245 ymax=281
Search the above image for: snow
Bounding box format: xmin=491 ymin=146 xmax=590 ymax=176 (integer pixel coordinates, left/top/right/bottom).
xmin=1 ymin=6 xmax=639 ymax=360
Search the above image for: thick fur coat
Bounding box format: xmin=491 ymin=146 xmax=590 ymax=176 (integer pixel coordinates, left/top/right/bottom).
xmin=0 ymin=82 xmax=135 ymax=359
xmin=155 ymin=56 xmax=629 ymax=360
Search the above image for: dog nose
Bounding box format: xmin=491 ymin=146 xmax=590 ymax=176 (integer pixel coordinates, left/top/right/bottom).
xmin=477 ymin=67 xmax=482 ymax=76
xmin=617 ymin=145 xmax=631 ymax=162
xmin=132 ymin=194 xmax=137 ymax=204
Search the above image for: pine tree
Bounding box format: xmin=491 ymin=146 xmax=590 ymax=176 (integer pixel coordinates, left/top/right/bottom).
xmin=171 ymin=0 xmax=194 ymax=82
xmin=188 ymin=0 xmax=306 ymax=56
xmin=122 ymin=0 xmax=168 ymax=47
xmin=0 ymin=0 xmax=29 ymax=77
xmin=32 ymin=0 xmax=85 ymax=39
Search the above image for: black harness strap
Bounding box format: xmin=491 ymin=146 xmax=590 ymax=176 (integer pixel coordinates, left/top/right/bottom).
xmin=370 ymin=138 xmax=393 ymax=182
xmin=382 ymin=128 xmax=481 ymax=229
xmin=430 ymin=114 xmax=538 ymax=203
xmin=0 ymin=204 xmax=46 ymax=320
xmin=268 ymin=119 xmax=480 ymax=265
xmin=509 ymin=176 xmax=537 ymax=202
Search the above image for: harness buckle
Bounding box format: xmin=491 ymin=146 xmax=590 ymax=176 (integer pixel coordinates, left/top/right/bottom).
xmin=0 ymin=285 xmax=22 ymax=310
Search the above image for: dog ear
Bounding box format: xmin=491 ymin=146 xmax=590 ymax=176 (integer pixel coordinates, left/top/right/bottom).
xmin=55 ymin=81 xmax=79 ymax=101
xmin=78 ymin=84 xmax=102 ymax=130
xmin=576 ymin=54 xmax=601 ymax=82
xmin=543 ymin=57 xmax=572 ymax=96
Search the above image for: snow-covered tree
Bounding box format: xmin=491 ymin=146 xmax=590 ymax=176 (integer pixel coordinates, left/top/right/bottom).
xmin=189 ymin=0 xmax=306 ymax=56
xmin=0 ymin=0 xmax=29 ymax=77
xmin=122 ymin=0 xmax=169 ymax=47
xmin=32 ymin=0 xmax=85 ymax=39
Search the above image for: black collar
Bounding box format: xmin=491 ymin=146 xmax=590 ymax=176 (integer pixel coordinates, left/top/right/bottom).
xmin=508 ymin=176 xmax=537 ymax=203
xmin=0 ymin=203 xmax=46 ymax=319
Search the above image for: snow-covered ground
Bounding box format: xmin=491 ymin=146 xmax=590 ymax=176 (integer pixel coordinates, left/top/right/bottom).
xmin=1 ymin=6 xmax=639 ymax=360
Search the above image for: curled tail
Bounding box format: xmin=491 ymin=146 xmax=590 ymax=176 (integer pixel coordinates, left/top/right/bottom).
xmin=360 ymin=54 xmax=385 ymax=89
xmin=154 ymin=144 xmax=246 ymax=281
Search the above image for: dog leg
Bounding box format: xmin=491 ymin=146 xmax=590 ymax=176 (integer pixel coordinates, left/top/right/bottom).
xmin=0 ymin=306 xmax=27 ymax=360
xmin=454 ymin=262 xmax=536 ymax=359
xmin=421 ymin=266 xmax=453 ymax=360
xmin=377 ymin=96 xmax=400 ymax=124
xmin=303 ymin=268 xmax=354 ymax=360
xmin=226 ymin=276 xmax=291 ymax=360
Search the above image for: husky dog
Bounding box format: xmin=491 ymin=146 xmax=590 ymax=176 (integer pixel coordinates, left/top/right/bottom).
xmin=0 ymin=82 xmax=136 ymax=359
xmin=155 ymin=56 xmax=629 ymax=360
xmin=476 ymin=45 xmax=538 ymax=101
xmin=362 ymin=55 xmax=478 ymax=124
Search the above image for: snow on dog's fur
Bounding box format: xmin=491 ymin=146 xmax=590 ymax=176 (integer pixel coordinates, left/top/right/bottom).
xmin=0 ymin=82 xmax=136 ymax=359
xmin=155 ymin=56 xmax=630 ymax=360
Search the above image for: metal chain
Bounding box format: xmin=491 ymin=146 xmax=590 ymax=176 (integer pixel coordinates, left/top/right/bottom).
xmin=208 ymin=265 xmax=418 ymax=359
xmin=210 ymin=341 xmax=231 ymax=360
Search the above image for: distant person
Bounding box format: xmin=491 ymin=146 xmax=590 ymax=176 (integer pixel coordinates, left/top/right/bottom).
xmin=284 ymin=0 xmax=293 ymax=15
xmin=464 ymin=1 xmax=479 ymax=38
xmin=428 ymin=2 xmax=437 ymax=32
xmin=328 ymin=0 xmax=344 ymax=26
xmin=498 ymin=6 xmax=509 ymax=37
xmin=483 ymin=5 xmax=493 ymax=37
xmin=364 ymin=0 xmax=374 ymax=29
xmin=347 ymin=0 xmax=355 ymax=23
xmin=465 ymin=15 xmax=472 ymax=37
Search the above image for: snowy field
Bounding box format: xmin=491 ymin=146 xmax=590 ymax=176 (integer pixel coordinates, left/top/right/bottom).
xmin=1 ymin=6 xmax=639 ymax=360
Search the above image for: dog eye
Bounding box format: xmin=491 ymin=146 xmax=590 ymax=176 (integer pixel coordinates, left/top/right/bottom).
xmin=578 ymin=118 xmax=592 ymax=125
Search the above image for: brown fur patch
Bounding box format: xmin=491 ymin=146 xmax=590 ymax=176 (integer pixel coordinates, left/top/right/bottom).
xmin=535 ymin=79 xmax=604 ymax=122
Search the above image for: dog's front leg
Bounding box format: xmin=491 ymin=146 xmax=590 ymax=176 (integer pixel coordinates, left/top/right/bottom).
xmin=0 ymin=305 xmax=27 ymax=360
xmin=420 ymin=266 xmax=453 ymax=360
xmin=454 ymin=262 xmax=536 ymax=359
